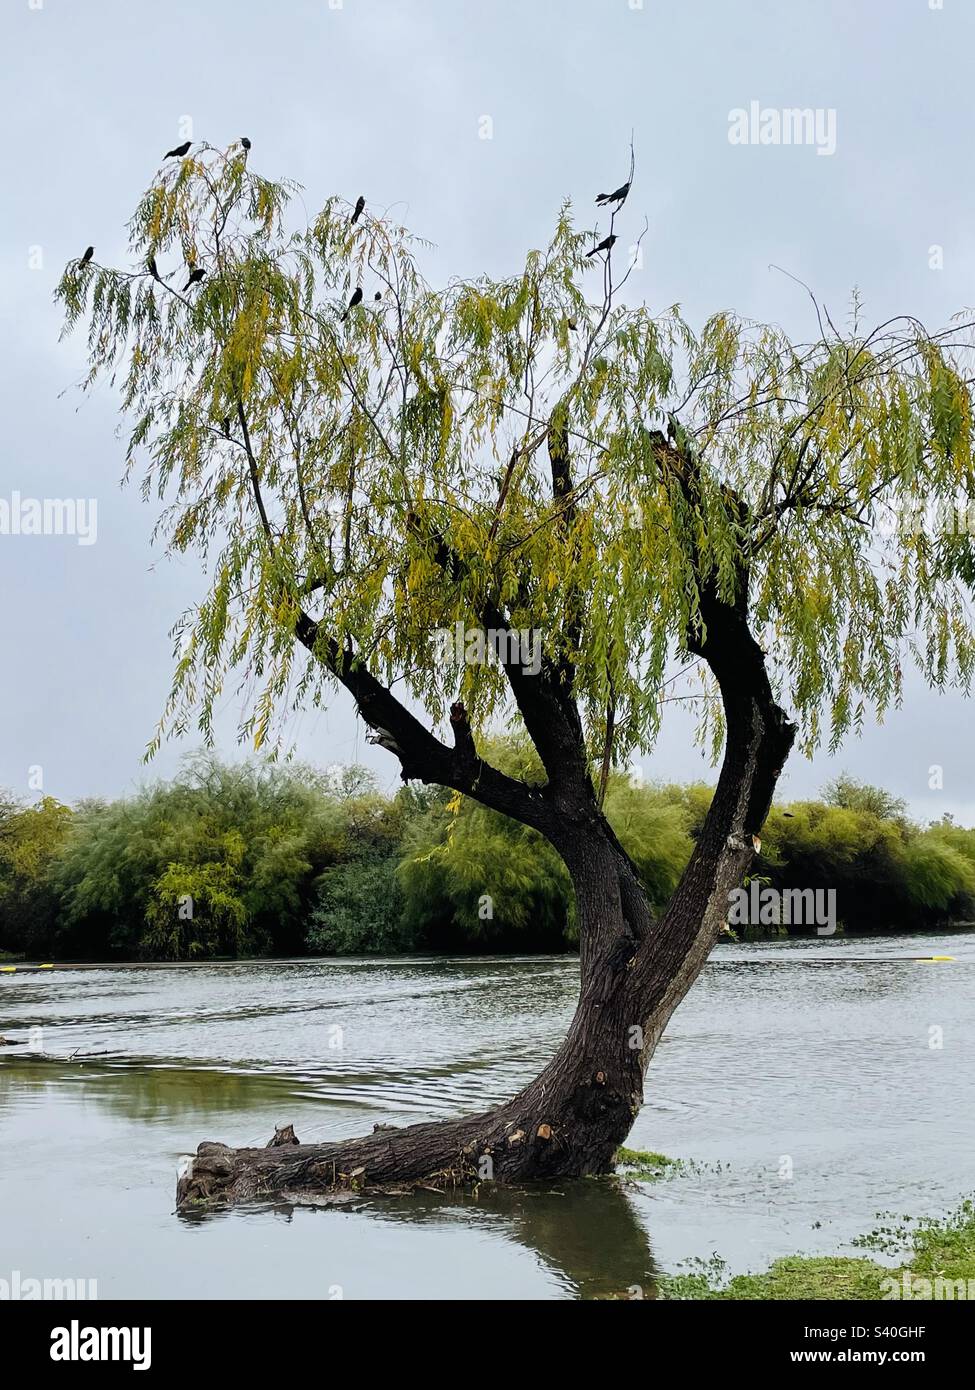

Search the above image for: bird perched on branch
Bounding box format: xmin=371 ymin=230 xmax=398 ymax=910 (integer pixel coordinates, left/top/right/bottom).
xmin=595 ymin=181 xmax=630 ymax=207
xmin=586 ymin=234 xmax=617 ymax=258
xmin=165 ymin=141 xmax=191 ymax=159
xmin=342 ymin=286 xmax=363 ymax=320
xmin=240 ymin=136 xmax=251 ymax=151
xmin=184 ymin=266 xmax=206 ymax=291
xmin=79 ymin=246 xmax=94 ymax=266
xmin=147 ymin=254 xmax=160 ymax=280
xmin=351 ymin=195 xmax=365 ymax=224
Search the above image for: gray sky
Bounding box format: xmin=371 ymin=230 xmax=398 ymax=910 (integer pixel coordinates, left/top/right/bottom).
xmin=2 ymin=0 xmax=974 ymax=822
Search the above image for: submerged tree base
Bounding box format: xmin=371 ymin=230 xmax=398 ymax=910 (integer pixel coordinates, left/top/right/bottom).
xmin=176 ymin=1096 xmax=632 ymax=1212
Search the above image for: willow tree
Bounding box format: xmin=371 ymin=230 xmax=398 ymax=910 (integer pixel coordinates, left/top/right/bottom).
xmin=58 ymin=144 xmax=975 ymax=1208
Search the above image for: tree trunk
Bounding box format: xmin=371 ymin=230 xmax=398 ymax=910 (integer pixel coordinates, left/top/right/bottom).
xmin=177 ymin=830 xmax=643 ymax=1210
xmin=177 ymin=639 xmax=793 ymax=1211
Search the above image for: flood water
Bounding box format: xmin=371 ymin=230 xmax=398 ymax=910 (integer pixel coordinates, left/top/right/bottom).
xmin=2 ymin=932 xmax=974 ymax=1299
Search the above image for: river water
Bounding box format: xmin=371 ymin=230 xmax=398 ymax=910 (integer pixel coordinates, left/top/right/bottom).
xmin=1 ymin=932 xmax=973 ymax=1299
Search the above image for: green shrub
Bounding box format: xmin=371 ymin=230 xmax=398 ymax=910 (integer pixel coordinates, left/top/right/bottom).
xmin=306 ymin=856 xmax=413 ymax=954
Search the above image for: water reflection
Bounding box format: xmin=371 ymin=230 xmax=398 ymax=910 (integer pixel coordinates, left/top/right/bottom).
xmin=185 ymin=1183 xmax=660 ymax=1300
xmin=0 ymin=1057 xmax=310 ymax=1123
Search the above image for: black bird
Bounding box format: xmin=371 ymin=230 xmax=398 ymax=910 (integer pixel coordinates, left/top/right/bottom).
xmin=240 ymin=136 xmax=251 ymax=151
xmin=595 ymin=181 xmax=631 ymax=207
xmin=374 ymin=291 xmax=382 ymax=300
xmin=184 ymin=266 xmax=206 ymax=291
xmin=147 ymin=254 xmax=160 ymax=280
xmin=165 ymin=141 xmax=192 ymax=159
xmin=342 ymin=286 xmax=363 ymax=320
xmin=350 ymin=195 xmax=365 ymax=225
xmin=221 ymin=416 xmax=231 ymax=438
xmin=585 ymin=234 xmax=617 ymax=258
xmin=79 ymin=246 xmax=94 ymax=266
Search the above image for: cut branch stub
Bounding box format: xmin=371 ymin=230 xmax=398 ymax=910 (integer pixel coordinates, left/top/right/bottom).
xmin=266 ymin=1124 xmax=300 ymax=1148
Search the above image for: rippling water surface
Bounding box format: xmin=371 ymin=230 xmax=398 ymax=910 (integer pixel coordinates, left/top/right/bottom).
xmin=2 ymin=933 xmax=973 ymax=1299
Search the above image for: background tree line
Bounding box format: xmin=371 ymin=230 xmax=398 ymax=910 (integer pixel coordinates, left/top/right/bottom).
xmin=1 ymin=750 xmax=972 ymax=961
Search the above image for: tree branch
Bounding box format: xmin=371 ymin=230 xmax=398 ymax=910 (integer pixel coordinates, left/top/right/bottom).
xmin=292 ymin=609 xmax=555 ymax=835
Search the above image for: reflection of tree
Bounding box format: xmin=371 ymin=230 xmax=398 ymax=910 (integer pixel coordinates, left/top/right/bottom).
xmin=472 ymin=1179 xmax=659 ymax=1299
xmin=238 ymin=1180 xmax=659 ymax=1300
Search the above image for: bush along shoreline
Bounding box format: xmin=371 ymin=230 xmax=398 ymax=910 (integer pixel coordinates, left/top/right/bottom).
xmin=2 ymin=750 xmax=973 ymax=962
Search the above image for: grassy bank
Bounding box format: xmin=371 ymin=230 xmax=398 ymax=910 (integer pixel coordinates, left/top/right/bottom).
xmin=657 ymin=1198 xmax=975 ymax=1300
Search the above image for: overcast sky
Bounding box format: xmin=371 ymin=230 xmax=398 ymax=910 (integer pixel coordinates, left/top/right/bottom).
xmin=2 ymin=0 xmax=974 ymax=823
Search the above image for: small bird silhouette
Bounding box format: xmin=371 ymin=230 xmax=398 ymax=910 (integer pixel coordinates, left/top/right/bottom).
xmin=567 ymin=317 xmax=578 ymax=331
xmin=240 ymin=136 xmax=251 ymax=151
xmin=79 ymin=246 xmax=94 ymax=266
xmin=184 ymin=267 xmax=206 ymax=291
xmin=586 ymin=234 xmax=617 ymax=258
xmin=595 ymin=181 xmax=631 ymax=207
xmin=147 ymin=254 xmax=160 ymax=279
xmin=221 ymin=416 xmax=231 ymax=438
xmin=350 ymin=195 xmax=365 ymax=225
xmin=374 ymin=291 xmax=382 ymax=300
xmin=165 ymin=141 xmax=192 ymax=159
xmin=342 ymin=286 xmax=364 ymax=320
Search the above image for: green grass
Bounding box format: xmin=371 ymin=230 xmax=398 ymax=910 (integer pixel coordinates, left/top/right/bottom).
xmin=615 ymin=1147 xmax=728 ymax=1182
xmin=615 ymin=1147 xmax=676 ymax=1179
xmin=658 ymin=1197 xmax=975 ymax=1300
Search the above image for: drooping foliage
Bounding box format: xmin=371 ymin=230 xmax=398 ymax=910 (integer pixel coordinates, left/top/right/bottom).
xmin=396 ymin=739 xmax=575 ymax=951
xmin=55 ymin=144 xmax=975 ymax=780
xmin=0 ymin=795 xmax=72 ymax=956
xmin=759 ymin=798 xmax=975 ymax=929
xmin=44 ymin=756 xmax=351 ymax=958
